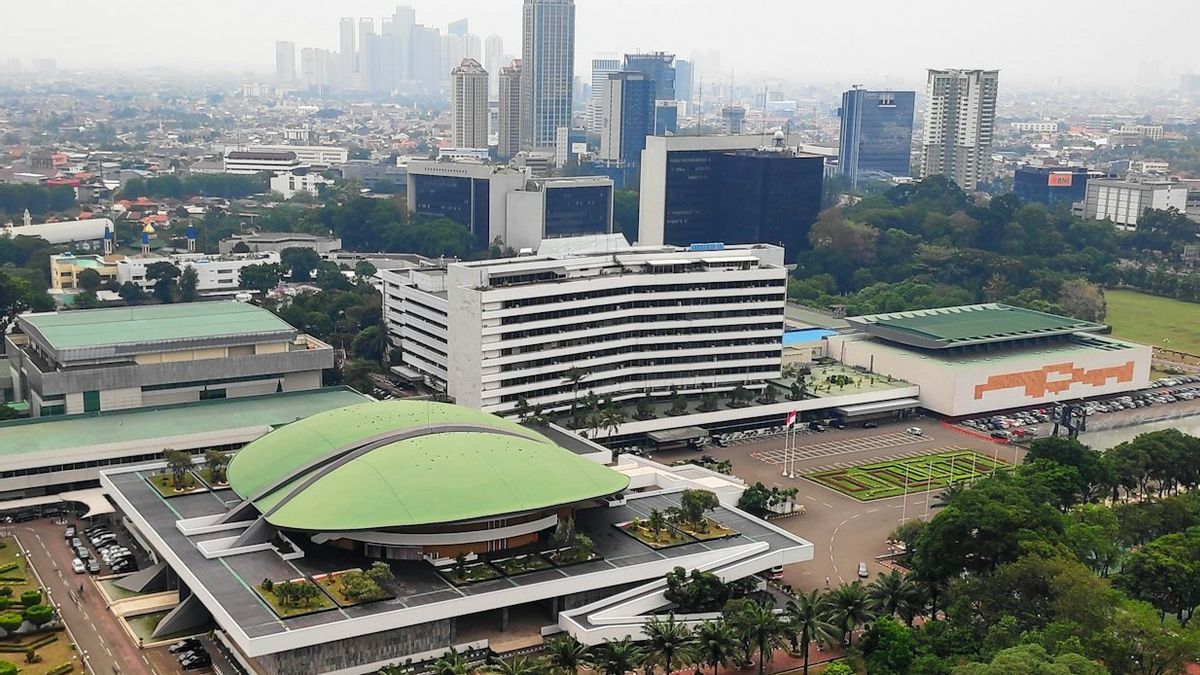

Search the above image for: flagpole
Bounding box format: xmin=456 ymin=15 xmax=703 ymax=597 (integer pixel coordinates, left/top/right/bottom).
xmin=900 ymin=459 xmax=910 ymax=523
xmin=788 ymin=422 xmax=796 ymax=479
xmin=924 ymin=454 xmax=934 ymax=520
xmin=782 ymin=414 xmax=790 ymax=477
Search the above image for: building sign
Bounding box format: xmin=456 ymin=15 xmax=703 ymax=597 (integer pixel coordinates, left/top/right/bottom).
xmin=687 ymin=242 xmax=726 ymax=252
xmin=973 ymin=361 xmax=1135 ymax=400
xmin=571 ymin=142 xmax=588 ymax=154
xmin=1048 ymin=172 xmax=1074 ymax=187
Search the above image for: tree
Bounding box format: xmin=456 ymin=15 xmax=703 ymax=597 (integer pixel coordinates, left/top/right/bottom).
xmin=145 ymin=261 xmax=180 ymax=303
xmin=785 ymin=590 xmax=838 ymax=675
xmin=693 ymin=618 xmax=739 ymax=675
xmin=1116 ymin=527 xmax=1200 ymax=624
xmin=204 ymin=450 xmax=230 ymax=484
xmin=563 ymin=367 xmax=588 ymax=424
xmin=679 ymin=489 xmax=720 ymax=530
xmin=21 ymin=605 xmax=53 ymax=628
xmin=954 ymin=643 xmax=1107 ymax=675
xmin=354 ymin=260 xmax=378 ymax=279
xmin=239 ymin=263 xmax=283 ymax=293
xmin=543 ymin=635 xmax=589 ymax=674
xmin=613 ymin=191 xmax=639 ymax=241
xmin=0 ymin=613 xmax=21 ymax=634
xmin=588 ymin=637 xmax=644 ymax=675
xmin=231 ymin=241 xmax=252 ymax=254
xmin=366 ymin=561 xmax=396 ymax=590
xmin=118 ymin=281 xmax=144 ymax=304
xmin=281 ymin=247 xmax=322 ymax=281
xmin=861 ymin=616 xmax=917 ymax=675
xmin=643 ymin=613 xmax=694 ymax=675
xmin=730 ymin=599 xmax=787 ymax=675
xmin=646 ymin=509 xmax=668 ymax=540
xmin=161 ymin=448 xmax=193 ymax=489
xmin=17 ymin=591 xmax=39 ymax=609
xmin=486 ymin=656 xmax=541 ymax=675
xmin=1103 ymin=600 xmax=1200 ymax=675
xmin=868 ymin=570 xmax=923 ymax=626
xmin=1058 ymin=279 xmax=1107 ymax=322
xmin=178 ymin=266 xmax=199 ymax=302
xmin=76 ymin=268 xmax=102 ymax=293
xmin=431 ymin=648 xmax=472 ymax=675
xmin=825 ymin=582 xmax=877 ymax=646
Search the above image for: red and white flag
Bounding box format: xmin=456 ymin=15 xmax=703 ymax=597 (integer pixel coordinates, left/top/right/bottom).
xmin=785 ymin=410 xmax=798 ymax=427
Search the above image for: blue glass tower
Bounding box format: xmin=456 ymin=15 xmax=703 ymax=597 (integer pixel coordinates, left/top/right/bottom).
xmin=838 ymin=88 xmax=916 ymax=188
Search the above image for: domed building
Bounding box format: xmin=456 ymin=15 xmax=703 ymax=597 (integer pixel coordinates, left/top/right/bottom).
xmin=222 ymin=400 xmax=630 ymax=560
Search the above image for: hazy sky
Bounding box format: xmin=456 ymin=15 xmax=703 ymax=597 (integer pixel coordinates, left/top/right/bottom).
xmin=3 ymin=0 xmax=1198 ymax=88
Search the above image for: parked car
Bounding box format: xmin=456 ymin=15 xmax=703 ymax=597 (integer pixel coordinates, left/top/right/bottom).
xmin=863 ymin=421 xmax=879 ymax=429
xmin=169 ymin=639 xmax=202 ymax=655
xmin=857 ymin=562 xmax=869 ymax=578
xmin=71 ymin=558 xmax=85 ymax=574
xmin=63 ymin=526 xmax=75 ymax=540
xmin=905 ymin=426 xmax=923 ymax=436
xmin=86 ymin=560 xmax=100 ymax=574
xmin=767 ymin=565 xmax=784 ymax=580
xmin=182 ymin=654 xmax=212 ymax=671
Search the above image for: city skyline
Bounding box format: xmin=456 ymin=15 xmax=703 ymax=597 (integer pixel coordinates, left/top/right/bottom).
xmin=3 ymin=0 xmax=1200 ymax=89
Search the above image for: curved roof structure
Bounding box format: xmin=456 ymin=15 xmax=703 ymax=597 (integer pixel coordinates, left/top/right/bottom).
xmin=226 ymin=401 xmax=629 ymax=532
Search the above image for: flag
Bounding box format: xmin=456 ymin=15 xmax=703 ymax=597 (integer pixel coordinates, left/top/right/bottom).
xmin=785 ymin=411 xmax=798 ymax=427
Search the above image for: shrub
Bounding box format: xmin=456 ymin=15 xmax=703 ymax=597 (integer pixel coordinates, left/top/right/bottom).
xmin=23 ymin=605 xmax=53 ymax=627
xmin=19 ymin=590 xmax=40 ymax=608
xmin=46 ymin=664 xmax=73 ymax=675
xmin=0 ymin=660 xmax=16 ymax=675
xmin=0 ymin=587 xmax=12 ymax=597
xmin=24 ymin=647 xmax=39 ymax=664
xmin=260 ymin=579 xmax=273 ymax=592
xmin=0 ymin=612 xmax=22 ymax=634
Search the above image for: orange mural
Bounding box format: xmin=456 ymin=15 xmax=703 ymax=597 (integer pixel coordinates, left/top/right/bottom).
xmin=973 ymin=361 xmax=1136 ymax=400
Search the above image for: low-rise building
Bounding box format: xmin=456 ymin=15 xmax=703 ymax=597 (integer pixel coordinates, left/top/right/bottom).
xmin=115 ymin=251 xmax=282 ymax=292
xmin=6 ymin=301 xmax=333 ymax=417
xmin=48 ymin=253 xmax=120 ymax=292
xmin=223 ymin=150 xmax=305 ymax=175
xmin=234 ymin=144 xmax=349 ymax=167
xmin=269 ymin=169 xmax=330 ymax=198
xmin=2 ymin=216 xmax=113 ymax=246
xmin=1081 ymin=178 xmax=1188 ymax=228
xmin=219 ymin=231 xmax=342 ymax=255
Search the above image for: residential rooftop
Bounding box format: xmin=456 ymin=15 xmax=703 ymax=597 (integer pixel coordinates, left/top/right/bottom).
xmin=845 ymin=303 xmax=1107 ymax=350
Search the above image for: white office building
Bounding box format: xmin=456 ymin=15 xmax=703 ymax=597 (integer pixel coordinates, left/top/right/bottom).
xmin=920 ymin=68 xmax=999 ymax=191
xmin=588 ymin=54 xmax=622 ymax=133
xmin=378 ymin=242 xmax=787 ymax=413
xmin=116 ymin=251 xmax=282 ymax=292
xmin=228 ymin=145 xmax=349 ymax=168
xmin=1082 ymin=178 xmax=1188 ymax=228
xmin=269 ymin=170 xmax=330 ymax=199
xmin=222 ymin=150 xmax=305 ymax=175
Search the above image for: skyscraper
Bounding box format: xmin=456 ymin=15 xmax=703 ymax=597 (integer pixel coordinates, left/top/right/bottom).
xmin=410 ymin=25 xmax=443 ymax=91
xmin=839 ymin=88 xmax=916 ymax=187
xmin=448 ymin=18 xmax=468 ymax=37
xmin=623 ymin=52 xmax=675 ymax=101
xmin=452 ymin=59 xmax=489 ymax=149
xmin=920 ymin=68 xmax=999 ymax=191
xmin=442 ymin=34 xmax=466 ymax=82
xmin=521 ymin=0 xmax=576 ymax=150
xmin=675 ymin=59 xmax=693 ymax=106
xmin=274 ymin=41 xmax=296 ymax=83
xmin=498 ymin=61 xmax=522 ymax=160
xmin=484 ymin=35 xmax=505 ymax=96
xmin=339 ymin=18 xmax=356 ymax=87
xmin=391 ymin=6 xmax=416 ymax=83
xmin=599 ymin=72 xmax=655 ymax=164
xmin=588 ymin=55 xmax=621 ymax=133
xmin=357 ymin=18 xmax=376 ymax=90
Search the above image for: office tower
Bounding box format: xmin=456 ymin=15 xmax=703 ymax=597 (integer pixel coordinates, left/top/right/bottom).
xmin=1013 ymin=166 xmax=1093 ymax=208
xmin=675 ymin=59 xmax=693 ymax=106
xmin=464 ymin=34 xmax=482 ymax=61
xmin=838 ymin=88 xmax=916 ymax=187
xmin=442 ymin=34 xmax=466 ymax=82
xmin=654 ymin=101 xmax=678 ymax=135
xmin=410 ymin=25 xmax=443 ymax=91
xmin=721 ymin=105 xmax=746 ymax=134
xmin=920 ymin=68 xmax=999 ymax=191
xmin=356 ymin=18 xmax=376 ymax=90
xmin=623 ymin=52 xmax=675 ymax=101
xmin=339 ymin=17 xmax=356 ymax=87
xmin=588 ymin=55 xmax=621 ymax=133
xmin=448 ymin=18 xmax=468 ymax=37
xmin=392 ymin=6 xmax=416 ymax=83
xmin=452 ymin=59 xmax=489 ymax=149
xmin=300 ymin=47 xmax=333 ymax=89
xmin=521 ymin=0 xmax=576 ymax=150
xmin=484 ymin=35 xmax=505 ymax=95
xmin=274 ymin=41 xmax=296 ymax=83
xmin=498 ymin=61 xmax=522 ymax=160
xmin=600 ymin=72 xmax=655 ymax=163
xmin=639 ymin=135 xmax=824 ymax=260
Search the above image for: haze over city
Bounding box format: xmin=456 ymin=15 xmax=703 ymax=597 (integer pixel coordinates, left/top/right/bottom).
xmin=3 ymin=0 xmax=1200 ymax=88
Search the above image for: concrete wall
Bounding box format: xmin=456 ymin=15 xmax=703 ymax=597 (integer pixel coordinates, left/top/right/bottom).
xmin=254 ymin=619 xmax=454 ymax=675
xmin=505 ymin=191 xmax=545 ymax=250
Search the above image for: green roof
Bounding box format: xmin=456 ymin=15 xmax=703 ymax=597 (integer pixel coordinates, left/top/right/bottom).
xmin=21 ymin=302 xmax=296 ymax=350
xmin=226 ymin=401 xmax=630 ymax=530
xmin=847 ymin=304 xmax=1106 ymax=349
xmin=0 ymin=388 xmax=368 ymax=457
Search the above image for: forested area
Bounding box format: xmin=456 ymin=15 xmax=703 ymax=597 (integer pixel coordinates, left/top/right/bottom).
xmin=790 ymin=176 xmax=1200 ymax=318
xmin=0 ymin=183 xmax=78 ymax=218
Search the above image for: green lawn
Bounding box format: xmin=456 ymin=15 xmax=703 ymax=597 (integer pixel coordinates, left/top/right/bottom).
xmin=0 ymin=536 xmax=36 ymax=594
xmin=146 ymin=472 xmax=208 ymax=499
xmin=440 ymin=562 xmax=503 ymax=586
xmin=1106 ymin=289 xmax=1200 ymax=355
xmin=253 ymin=581 xmax=335 ymax=618
xmin=807 ymin=451 xmax=1009 ymax=501
xmin=618 ymin=521 xmax=694 ymax=549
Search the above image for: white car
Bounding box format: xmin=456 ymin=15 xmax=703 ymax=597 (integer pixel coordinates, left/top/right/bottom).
xmin=857 ymin=562 xmax=869 ymax=578
xmin=71 ymin=558 xmax=85 ymax=574
xmin=905 ymin=426 xmax=923 ymax=436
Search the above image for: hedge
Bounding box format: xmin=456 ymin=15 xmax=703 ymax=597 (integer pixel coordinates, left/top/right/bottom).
xmin=46 ymin=664 xmax=73 ymax=675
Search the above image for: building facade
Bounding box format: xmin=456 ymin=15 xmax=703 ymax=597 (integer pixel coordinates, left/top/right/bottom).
xmin=379 ymin=243 xmax=787 ymax=413
xmin=1013 ymin=166 xmax=1093 ymax=208
xmin=1081 ymin=178 xmax=1189 ymax=228
xmin=406 ymin=161 xmax=530 ymax=249
xmin=115 ymin=251 xmax=282 ymax=292
xmin=623 ymin=52 xmax=675 ymax=101
xmin=269 ymin=169 xmax=331 ymax=199
xmin=920 ymin=69 xmax=999 ymax=191
xmin=275 ymin=41 xmax=296 ymax=83
xmin=520 ymin=0 xmax=575 ymax=149
xmin=451 ymin=58 xmax=489 ymax=149
xmin=219 ymin=232 xmax=341 ymax=255
xmin=504 ymin=177 xmax=614 ymax=249
xmin=588 ymin=55 xmax=622 ymax=133
xmin=241 ymin=145 xmax=350 ymax=167
xmin=838 ymin=88 xmax=915 ymax=187
xmin=222 ymin=150 xmax=304 ymax=176
xmin=498 ymin=61 xmax=522 ymax=160
xmin=6 ymin=302 xmax=332 ymax=417
xmin=599 ymin=72 xmax=655 ymax=163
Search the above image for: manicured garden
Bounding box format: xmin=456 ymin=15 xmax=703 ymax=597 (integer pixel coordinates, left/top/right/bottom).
xmin=0 ymin=539 xmax=34 ymax=595
xmin=618 ymin=489 xmax=738 ymax=549
xmin=254 ymin=578 xmax=335 ymax=618
xmin=807 ymin=451 xmax=1009 ymax=501
xmin=438 ymin=519 xmax=599 ymax=586
xmin=313 ymin=564 xmax=396 ymax=607
xmin=0 ymin=543 xmax=73 ymax=675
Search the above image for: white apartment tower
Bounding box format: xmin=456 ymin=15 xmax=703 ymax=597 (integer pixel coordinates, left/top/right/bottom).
xmin=498 ymin=61 xmax=523 ymax=160
xmin=452 ymin=58 xmax=489 ymax=149
xmin=274 ymin=41 xmax=296 ymax=83
xmin=378 ymin=243 xmax=787 ymax=413
xmin=920 ymin=68 xmax=999 ymax=191
xmin=484 ymin=35 xmax=505 ymax=95
xmin=520 ymin=0 xmax=576 ymax=150
xmin=589 ymin=54 xmax=622 ymax=133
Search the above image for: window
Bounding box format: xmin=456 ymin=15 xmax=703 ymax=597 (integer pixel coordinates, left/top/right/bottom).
xmin=83 ymin=390 xmax=100 ymax=413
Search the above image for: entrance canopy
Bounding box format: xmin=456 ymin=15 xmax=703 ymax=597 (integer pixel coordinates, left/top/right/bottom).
xmin=646 ymin=426 xmax=709 ymax=445
xmin=0 ymin=488 xmax=114 ymax=519
xmin=834 ymin=398 xmax=920 ymax=418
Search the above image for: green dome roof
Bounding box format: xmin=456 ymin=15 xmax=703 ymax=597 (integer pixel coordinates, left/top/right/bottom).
xmin=225 ymin=400 xmax=629 ymax=531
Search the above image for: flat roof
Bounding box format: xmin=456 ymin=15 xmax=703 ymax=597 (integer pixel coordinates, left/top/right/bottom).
xmin=0 ymin=388 xmax=368 ymax=457
xmin=19 ymin=301 xmax=297 ymax=351
xmin=846 ymin=303 xmax=1106 ymax=349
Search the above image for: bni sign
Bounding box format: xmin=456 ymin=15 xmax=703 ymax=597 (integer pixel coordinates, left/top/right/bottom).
xmin=687 ymin=242 xmax=726 ymax=252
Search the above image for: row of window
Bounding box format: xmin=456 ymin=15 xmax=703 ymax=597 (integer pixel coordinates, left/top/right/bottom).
xmin=497 ymin=279 xmax=782 ymax=310
xmin=500 ymin=322 xmax=782 ymax=357
xmin=497 ymin=350 xmax=780 ymax=389
xmin=499 ymin=308 xmax=783 ymax=342
xmin=498 ymin=338 xmax=781 ymax=373
xmin=499 ymin=292 xmax=785 ymax=326
xmin=0 ymin=444 xmax=243 ymax=480
xmin=497 ymin=364 xmax=777 ymax=404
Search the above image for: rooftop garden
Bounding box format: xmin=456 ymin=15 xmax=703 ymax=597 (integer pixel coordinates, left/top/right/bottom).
xmin=618 ymin=489 xmax=738 ymax=549
xmin=254 ymin=578 xmax=335 ymax=618
xmin=313 ymin=564 xmax=397 ymax=608
xmin=146 ymin=448 xmax=208 ymax=498
xmin=438 ymin=517 xmax=597 ymax=586
xmin=776 ymin=362 xmax=910 ymax=399
xmin=195 ymin=449 xmax=231 ymax=489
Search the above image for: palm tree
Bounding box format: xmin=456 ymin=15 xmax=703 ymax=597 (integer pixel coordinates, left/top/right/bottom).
xmin=826 ymin=582 xmax=877 ymax=646
xmin=733 ymin=600 xmax=787 ymax=675
xmin=867 ymin=570 xmax=922 ymax=626
xmin=564 ymin=367 xmax=588 ymax=421
xmin=693 ymin=618 xmax=739 ymax=675
xmin=643 ymin=613 xmax=694 ymax=675
xmin=432 ymin=648 xmax=472 ymax=675
xmin=544 ymin=635 xmax=590 ymax=674
xmin=588 ymin=637 xmax=644 ymax=675
xmin=784 ymin=590 xmax=838 ymax=675
xmin=487 ymin=656 xmax=543 ymax=675
xmin=647 ymin=509 xmax=668 ymax=540
xmin=600 ymin=403 xmax=626 ymax=438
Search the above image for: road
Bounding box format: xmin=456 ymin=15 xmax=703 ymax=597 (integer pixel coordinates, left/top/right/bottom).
xmin=654 ymin=419 xmax=1024 ymax=592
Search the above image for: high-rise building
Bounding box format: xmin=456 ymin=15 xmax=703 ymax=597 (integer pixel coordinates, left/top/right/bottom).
xmin=410 ymin=25 xmax=443 ymax=90
xmin=623 ymin=52 xmax=675 ymax=101
xmin=920 ymin=68 xmax=999 ymax=191
xmin=675 ymin=58 xmax=693 ymax=106
xmin=357 ymin=18 xmax=376 ymax=90
xmin=838 ymin=88 xmax=916 ymax=187
xmin=339 ymin=17 xmax=356 ymax=87
xmin=588 ymin=55 xmax=622 ymax=133
xmin=521 ymin=0 xmax=576 ymax=150
xmin=442 ymin=34 xmax=466 ymax=82
xmin=721 ymin=105 xmax=746 ymax=134
xmin=498 ymin=61 xmax=523 ymax=160
xmin=274 ymin=41 xmax=296 ymax=83
xmin=300 ymin=47 xmax=333 ymax=89
xmin=452 ymin=58 xmax=489 ymax=149
xmin=391 ymin=6 xmax=416 ymax=83
xmin=599 ymin=72 xmax=655 ymax=164
xmin=1013 ymin=166 xmax=1094 ymax=208
xmin=484 ymin=35 xmax=505 ymax=96
xmin=448 ymin=18 xmax=469 ymax=37
xmin=464 ymin=34 xmax=482 ymax=61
